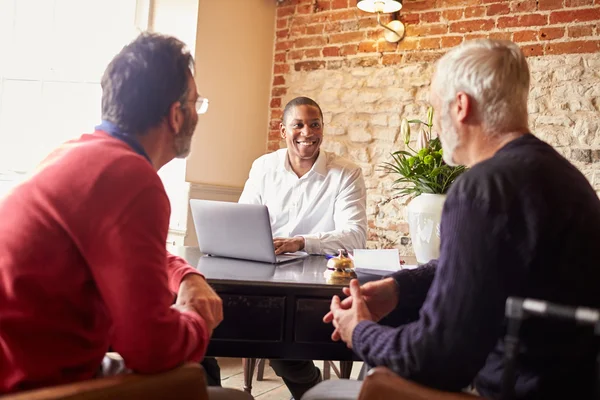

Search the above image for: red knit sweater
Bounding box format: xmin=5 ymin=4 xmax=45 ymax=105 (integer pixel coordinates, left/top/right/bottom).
xmin=0 ymin=131 xmax=208 ymax=393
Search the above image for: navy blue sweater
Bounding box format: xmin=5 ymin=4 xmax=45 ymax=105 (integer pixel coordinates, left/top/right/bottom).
xmin=352 ymin=134 xmax=600 ymax=399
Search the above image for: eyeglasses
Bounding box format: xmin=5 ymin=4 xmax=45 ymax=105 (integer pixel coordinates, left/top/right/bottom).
xmin=195 ymin=97 xmax=209 ymax=114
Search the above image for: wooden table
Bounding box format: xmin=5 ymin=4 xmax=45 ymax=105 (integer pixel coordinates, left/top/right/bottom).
xmin=171 ymin=247 xmax=411 ymax=392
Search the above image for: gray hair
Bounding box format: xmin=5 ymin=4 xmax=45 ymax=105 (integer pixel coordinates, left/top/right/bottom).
xmin=432 ymin=39 xmax=530 ymax=136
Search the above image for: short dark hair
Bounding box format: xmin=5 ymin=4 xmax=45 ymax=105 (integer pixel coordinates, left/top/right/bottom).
xmin=282 ymin=97 xmax=324 ymax=125
xmin=101 ymin=32 xmax=194 ymax=135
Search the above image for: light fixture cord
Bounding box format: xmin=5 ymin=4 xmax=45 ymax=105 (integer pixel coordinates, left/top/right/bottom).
xmin=376 ymin=11 xmax=401 ymax=40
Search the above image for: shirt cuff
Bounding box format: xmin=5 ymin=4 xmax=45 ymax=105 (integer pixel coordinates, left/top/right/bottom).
xmin=299 ymin=234 xmax=321 ymax=255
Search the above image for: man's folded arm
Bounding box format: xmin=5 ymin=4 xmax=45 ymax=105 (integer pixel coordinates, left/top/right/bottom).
xmin=352 ymin=196 xmax=521 ymax=391
xmin=82 ymin=185 xmax=209 ymax=374
xmin=301 ymin=168 xmax=367 ymax=254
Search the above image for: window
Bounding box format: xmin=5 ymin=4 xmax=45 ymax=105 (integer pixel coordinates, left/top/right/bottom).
xmin=0 ymin=0 xmax=194 ymax=238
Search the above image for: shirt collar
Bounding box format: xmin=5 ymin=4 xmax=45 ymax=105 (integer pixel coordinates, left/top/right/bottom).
xmin=282 ymin=149 xmax=327 ymax=177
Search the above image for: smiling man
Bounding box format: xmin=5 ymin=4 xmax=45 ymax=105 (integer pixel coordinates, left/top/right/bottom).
xmin=237 ymin=96 xmax=368 ymax=399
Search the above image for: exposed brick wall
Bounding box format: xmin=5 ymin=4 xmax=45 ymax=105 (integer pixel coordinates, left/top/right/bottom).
xmin=268 ymin=0 xmax=600 ymax=252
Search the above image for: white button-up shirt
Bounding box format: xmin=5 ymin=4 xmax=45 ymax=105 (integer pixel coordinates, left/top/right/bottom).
xmin=239 ymin=149 xmax=367 ymax=255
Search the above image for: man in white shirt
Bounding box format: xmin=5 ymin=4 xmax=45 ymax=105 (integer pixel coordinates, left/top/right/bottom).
xmin=238 ymin=97 xmax=368 ymax=399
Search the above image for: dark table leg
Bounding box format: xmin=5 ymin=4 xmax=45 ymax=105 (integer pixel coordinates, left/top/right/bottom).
xmin=242 ymin=358 xmax=257 ymax=394
xmin=340 ymin=361 xmax=353 ymax=379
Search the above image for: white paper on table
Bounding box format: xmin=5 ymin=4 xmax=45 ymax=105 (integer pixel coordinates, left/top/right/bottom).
xmin=353 ymin=249 xmax=404 ymax=273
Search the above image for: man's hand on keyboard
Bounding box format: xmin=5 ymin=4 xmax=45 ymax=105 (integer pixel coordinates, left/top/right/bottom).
xmin=273 ymin=237 xmax=305 ymax=255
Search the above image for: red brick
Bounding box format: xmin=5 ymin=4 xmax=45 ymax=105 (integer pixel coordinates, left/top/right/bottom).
xmin=340 ymin=44 xmax=358 ymax=55
xmin=294 ymin=36 xmax=327 ymax=48
xmin=268 ymin=129 xmax=281 ymax=140
xmin=400 ymin=13 xmax=420 ymax=24
xmin=419 ymin=37 xmax=442 ymax=49
xmin=277 ymin=19 xmax=288 ymax=29
xmin=270 ymin=98 xmax=281 ymax=108
xmin=480 ymin=0 xmax=500 ymax=3
xmin=378 ymin=40 xmax=398 ymax=52
xmin=568 ymin=24 xmax=595 ymax=37
xmin=274 ymin=52 xmax=286 ymax=63
xmin=565 ymin=0 xmax=594 ymax=5
xmin=306 ymin=24 xmax=324 ymax=35
xmin=442 ymin=9 xmax=464 ymax=20
xmin=465 ymin=33 xmax=488 ymax=40
xmin=271 ymin=108 xmax=284 ymax=119
xmin=274 ymin=63 xmax=290 ymax=74
xmin=404 ymin=51 xmax=443 ymax=63
xmin=420 ymin=11 xmax=441 ymax=23
xmin=269 ymin=119 xmax=280 ymax=130
xmin=322 ymin=46 xmax=340 ymax=57
xmin=276 ymin=29 xmax=289 ymax=39
xmin=296 ymin=3 xmax=312 ymax=14
xmin=539 ymin=27 xmax=565 ymax=40
xmin=329 ymin=31 xmax=365 ymax=43
xmin=276 ymin=40 xmax=293 ymax=51
xmin=497 ymin=14 xmax=548 ymax=28
xmin=402 ymin=0 xmax=437 ymax=12
xmin=520 ymin=43 xmax=544 ymax=56
xmin=329 ymin=10 xmax=357 ymax=21
xmin=382 ymin=54 xmax=404 ymax=65
xmin=305 ymin=48 xmax=321 ymax=58
xmin=489 ymin=31 xmax=513 ymax=40
xmin=441 ymin=36 xmax=463 ymax=48
xmin=277 ymin=6 xmax=295 ymax=18
xmin=510 ymin=0 xmax=537 ymax=12
xmin=331 ymin=0 xmax=348 ymax=9
xmin=272 ymin=87 xmax=286 ymax=97
xmin=406 ymin=23 xmax=449 ymax=36
xmin=267 ymin=141 xmax=281 ymax=152
xmin=273 ymin=75 xmax=286 ymax=86
xmin=358 ymin=40 xmax=377 ymax=52
xmin=438 ymin=0 xmax=480 ymax=7
xmin=545 ymin=39 xmax=600 ymax=54
xmin=397 ymin=38 xmax=419 ymax=51
xmin=315 ymin=0 xmax=331 ymax=11
xmin=325 ymin=22 xmax=343 ymax=33
xmin=294 ymin=60 xmax=326 ymax=71
xmin=487 ymin=3 xmax=511 ymax=15
xmin=513 ymin=30 xmax=538 ymax=42
xmin=539 ymin=0 xmax=564 ymax=9
xmin=465 ymin=6 xmax=486 ymax=18
xmin=290 ymin=24 xmax=307 ymax=36
xmin=450 ymin=19 xmax=495 ymax=33
xmin=287 ymin=49 xmax=304 ymax=60
xmin=550 ymin=8 xmax=600 ymax=23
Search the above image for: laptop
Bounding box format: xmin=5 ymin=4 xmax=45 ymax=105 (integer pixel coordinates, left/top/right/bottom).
xmin=189 ymin=199 xmax=308 ymax=264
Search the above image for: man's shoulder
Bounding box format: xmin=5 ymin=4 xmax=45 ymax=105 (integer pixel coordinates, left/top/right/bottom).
xmin=323 ymin=151 xmax=363 ymax=175
xmin=251 ymin=148 xmax=286 ymax=169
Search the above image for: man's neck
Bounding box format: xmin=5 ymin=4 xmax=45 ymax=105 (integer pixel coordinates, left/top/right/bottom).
xmin=136 ymin=128 xmax=175 ymax=171
xmin=288 ymin=152 xmax=318 ymax=178
xmin=464 ymin=130 xmax=529 ymax=167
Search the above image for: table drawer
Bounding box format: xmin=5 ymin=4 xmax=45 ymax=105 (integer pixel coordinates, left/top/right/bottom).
xmin=295 ymin=298 xmax=336 ymax=343
xmin=212 ymin=293 xmax=285 ymax=342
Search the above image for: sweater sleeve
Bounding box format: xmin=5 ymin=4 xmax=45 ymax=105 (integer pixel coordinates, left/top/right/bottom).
xmin=166 ymin=252 xmax=204 ymax=294
xmin=352 ymin=195 xmax=520 ymax=391
xmin=82 ymin=183 xmax=209 ymax=374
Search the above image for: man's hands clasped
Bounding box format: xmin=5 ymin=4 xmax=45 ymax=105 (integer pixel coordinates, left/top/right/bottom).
xmin=323 ymin=277 xmax=400 ymax=348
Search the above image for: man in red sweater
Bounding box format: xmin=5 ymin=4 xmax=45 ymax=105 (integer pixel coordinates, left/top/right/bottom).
xmin=0 ymin=33 xmax=248 ymax=399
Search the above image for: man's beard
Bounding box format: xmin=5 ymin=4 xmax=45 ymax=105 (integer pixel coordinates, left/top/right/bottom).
xmin=440 ymin=109 xmax=460 ymax=166
xmin=174 ymin=108 xmax=196 ymax=159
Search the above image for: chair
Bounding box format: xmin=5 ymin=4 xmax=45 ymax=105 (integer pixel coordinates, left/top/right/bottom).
xmin=242 ymin=358 xmax=353 ymax=393
xmin=358 ymin=367 xmax=483 ymax=400
xmin=0 ymin=363 xmax=208 ymax=400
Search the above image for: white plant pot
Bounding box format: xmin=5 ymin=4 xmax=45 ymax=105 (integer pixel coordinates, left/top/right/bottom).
xmin=406 ymin=193 xmax=446 ymax=264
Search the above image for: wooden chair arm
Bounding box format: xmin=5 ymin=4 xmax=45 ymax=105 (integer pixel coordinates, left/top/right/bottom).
xmin=0 ymin=363 xmax=207 ymax=400
xmin=358 ymin=367 xmax=485 ymax=400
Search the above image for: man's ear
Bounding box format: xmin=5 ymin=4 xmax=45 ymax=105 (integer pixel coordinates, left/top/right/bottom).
xmin=167 ymin=101 xmax=184 ymax=135
xmin=455 ymin=92 xmax=472 ymax=124
xmin=280 ymin=122 xmax=286 ymax=139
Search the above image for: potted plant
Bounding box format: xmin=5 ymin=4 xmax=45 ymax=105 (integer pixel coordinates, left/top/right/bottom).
xmin=381 ymin=107 xmax=466 ymax=263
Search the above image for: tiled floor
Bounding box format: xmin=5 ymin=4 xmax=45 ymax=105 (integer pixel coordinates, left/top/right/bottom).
xmin=218 ymin=358 xmax=363 ymax=399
